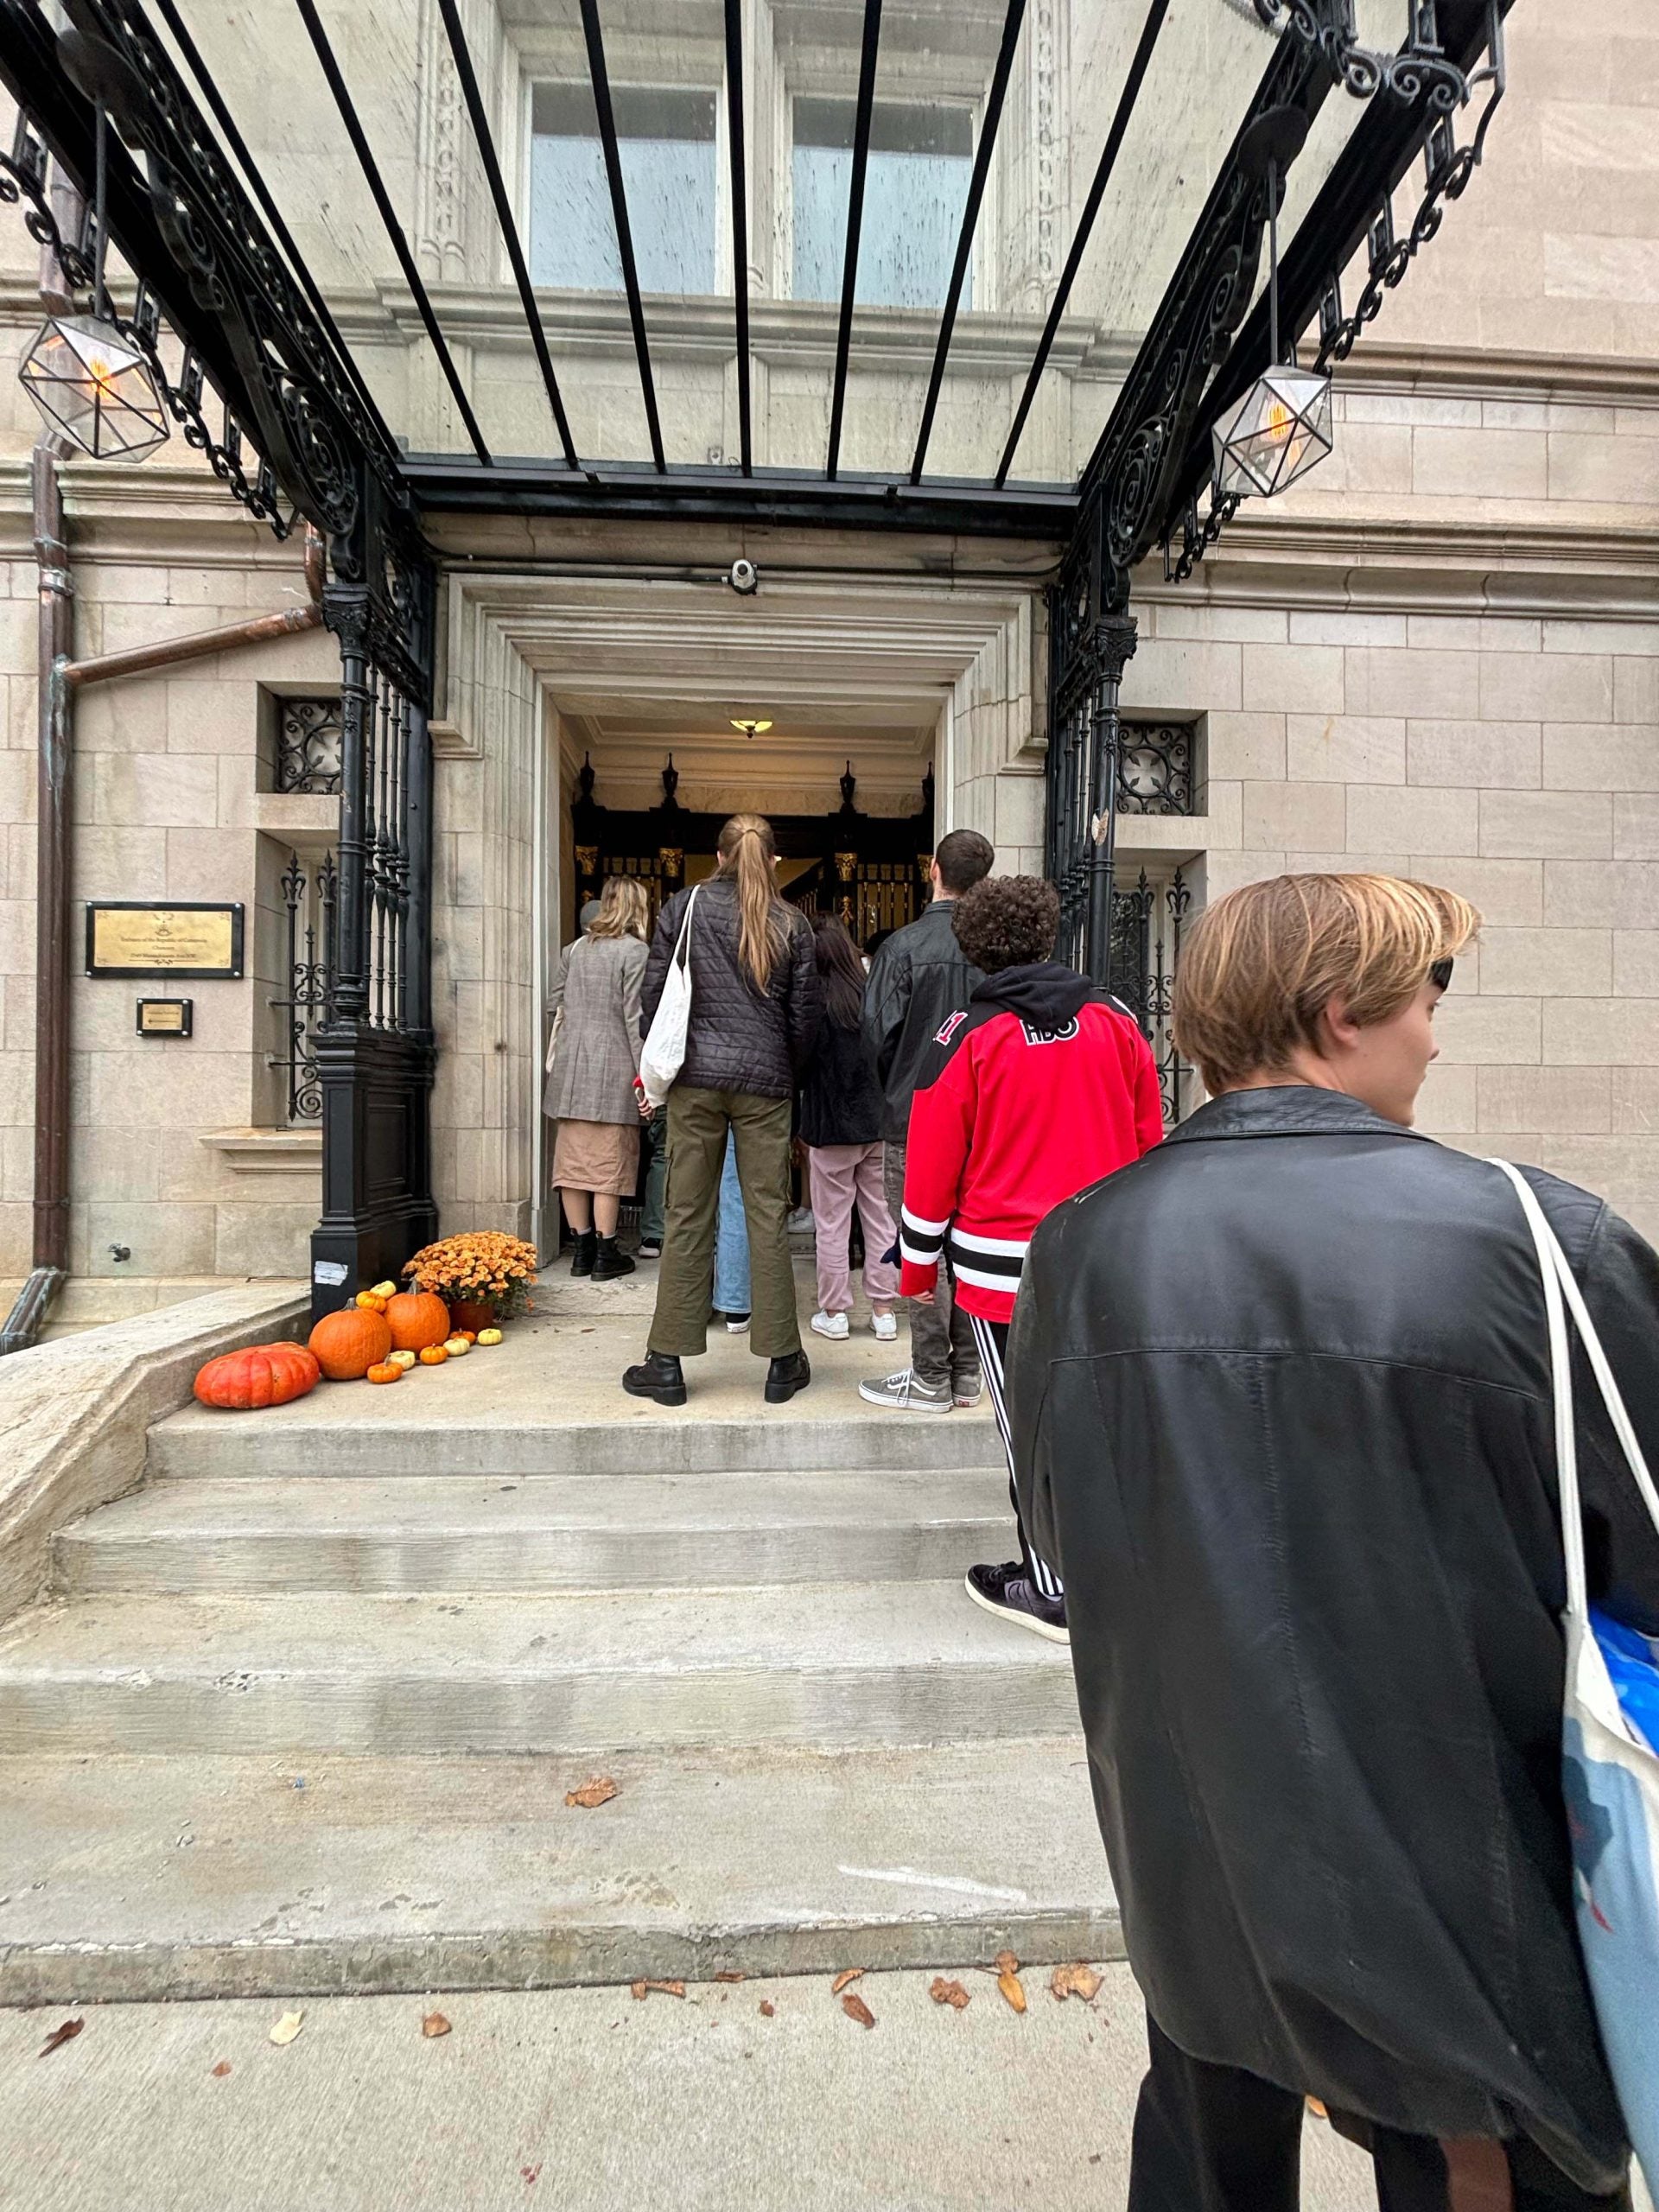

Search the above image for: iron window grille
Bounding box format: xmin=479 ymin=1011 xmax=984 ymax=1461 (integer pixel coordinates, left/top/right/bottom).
xmin=270 ymin=849 xmax=337 ymax=1124
xmin=1117 ymin=721 xmax=1197 ymax=817
xmin=276 ymin=696 xmax=344 ymax=796
xmin=1109 ymin=868 xmax=1194 ymax=1127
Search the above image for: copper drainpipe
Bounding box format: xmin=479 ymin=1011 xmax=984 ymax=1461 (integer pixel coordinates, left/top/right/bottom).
xmin=1 ymin=340 xmax=324 ymax=1351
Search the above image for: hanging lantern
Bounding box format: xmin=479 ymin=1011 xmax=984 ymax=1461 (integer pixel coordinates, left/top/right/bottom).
xmin=19 ymin=312 xmax=169 ymax=460
xmin=17 ymin=76 xmax=170 ymax=464
xmin=1211 ymin=105 xmax=1331 ymax=503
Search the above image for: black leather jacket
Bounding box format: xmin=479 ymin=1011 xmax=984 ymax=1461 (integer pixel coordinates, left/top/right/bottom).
xmin=641 ymin=876 xmax=820 ymax=1101
xmin=1010 ymin=1088 xmax=1659 ymax=2194
xmin=860 ymin=898 xmax=983 ymax=1142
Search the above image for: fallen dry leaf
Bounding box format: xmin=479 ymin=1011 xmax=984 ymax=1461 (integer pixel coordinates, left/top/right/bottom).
xmin=759 ymin=2000 xmax=775 ymax=2018
xmin=630 ymin=1979 xmax=685 ymax=2001
xmin=993 ymin=1951 xmax=1027 ymax=2015
xmin=929 ymin=1976 xmax=970 ymax=2010
xmin=841 ymin=1992 xmax=876 ymax=2029
xmin=38 ymin=2019 xmax=83 ymax=2057
xmin=713 ymin=1971 xmax=746 ymax=1984
xmin=268 ymin=2010 xmax=304 ymax=2046
xmin=210 ymin=2061 xmax=232 ymax=2078
xmin=522 ymin=2165 xmax=541 ymax=2185
xmin=830 ymin=1968 xmax=865 ymax=1995
xmin=1050 ymin=1962 xmax=1103 ymax=2005
xmin=564 ymin=1776 xmax=618 ymax=1809
xmin=423 ymin=2012 xmax=452 ymax=2038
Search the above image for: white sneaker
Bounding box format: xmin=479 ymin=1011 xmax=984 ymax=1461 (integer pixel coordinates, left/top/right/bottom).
xmin=870 ymin=1311 xmax=898 ymax=1342
xmin=810 ymin=1310 xmax=850 ymax=1340
xmin=858 ymin=1367 xmax=950 ymax=1413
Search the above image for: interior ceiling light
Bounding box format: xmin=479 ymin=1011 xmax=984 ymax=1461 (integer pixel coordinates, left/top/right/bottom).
xmin=1211 ymin=105 xmax=1331 ymax=502
xmin=18 ymin=41 xmax=169 ymax=463
xmin=730 ymin=717 xmax=772 ymax=737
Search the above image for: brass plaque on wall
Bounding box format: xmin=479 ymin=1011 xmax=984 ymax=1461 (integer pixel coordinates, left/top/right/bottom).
xmin=86 ymin=903 xmax=244 ymax=980
xmin=136 ymin=998 xmax=193 ymax=1036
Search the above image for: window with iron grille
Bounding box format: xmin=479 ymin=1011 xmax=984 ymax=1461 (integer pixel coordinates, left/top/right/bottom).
xmin=1116 ymin=721 xmax=1198 ymax=817
xmin=1109 ymin=867 xmax=1195 ymax=1128
xmin=274 ymin=696 xmax=343 ymax=796
xmin=269 ymin=848 xmax=337 ymax=1124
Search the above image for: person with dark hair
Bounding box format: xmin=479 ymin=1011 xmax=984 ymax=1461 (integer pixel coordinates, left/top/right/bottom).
xmin=1009 ymin=872 xmax=1659 ymax=2210
xmin=899 ymin=873 xmax=1163 ymax=1640
xmin=798 ymin=913 xmax=899 ymax=1343
xmin=623 ymin=814 xmax=822 ymax=1408
xmin=859 ymin=827 xmax=995 ymax=1414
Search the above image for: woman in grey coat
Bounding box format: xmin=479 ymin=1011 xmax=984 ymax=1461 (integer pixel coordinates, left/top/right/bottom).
xmin=544 ymin=876 xmax=651 ymax=1281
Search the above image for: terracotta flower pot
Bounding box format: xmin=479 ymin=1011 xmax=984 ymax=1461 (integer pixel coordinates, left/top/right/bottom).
xmin=447 ymin=1300 xmax=498 ymax=1335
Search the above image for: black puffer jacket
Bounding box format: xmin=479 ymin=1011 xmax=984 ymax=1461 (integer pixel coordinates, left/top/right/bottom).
xmin=641 ymin=874 xmax=821 ymax=1101
xmin=861 ymin=898 xmax=983 ymax=1141
xmin=1010 ymin=1086 xmax=1659 ymax=2195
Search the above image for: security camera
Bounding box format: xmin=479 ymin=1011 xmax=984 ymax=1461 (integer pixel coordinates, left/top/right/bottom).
xmin=728 ymin=557 xmax=759 ymax=595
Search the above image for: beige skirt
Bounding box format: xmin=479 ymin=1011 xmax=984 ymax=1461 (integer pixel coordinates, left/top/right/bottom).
xmin=552 ymin=1117 xmax=639 ymax=1197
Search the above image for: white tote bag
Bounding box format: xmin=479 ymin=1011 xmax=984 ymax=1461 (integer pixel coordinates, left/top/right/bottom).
xmin=1491 ymin=1159 xmax=1659 ymax=2192
xmin=639 ymin=886 xmax=698 ymax=1108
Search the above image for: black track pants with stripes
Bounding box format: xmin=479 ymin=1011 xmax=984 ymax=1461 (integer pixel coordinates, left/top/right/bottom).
xmin=966 ymin=1310 xmax=1064 ymax=1601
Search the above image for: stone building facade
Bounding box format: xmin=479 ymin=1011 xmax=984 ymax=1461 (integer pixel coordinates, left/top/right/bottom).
xmin=2 ymin=1 xmax=1656 ymax=1325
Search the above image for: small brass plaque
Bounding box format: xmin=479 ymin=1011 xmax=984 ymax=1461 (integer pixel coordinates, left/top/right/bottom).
xmin=137 ymin=998 xmax=192 ymax=1037
xmin=86 ymin=903 xmax=243 ymax=980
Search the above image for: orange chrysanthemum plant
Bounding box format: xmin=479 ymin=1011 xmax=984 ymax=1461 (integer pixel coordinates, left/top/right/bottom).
xmin=401 ymin=1231 xmax=539 ymax=1328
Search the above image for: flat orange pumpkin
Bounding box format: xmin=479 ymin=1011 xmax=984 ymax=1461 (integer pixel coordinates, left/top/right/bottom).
xmin=385 ymin=1291 xmax=451 ymax=1352
xmin=365 ymin=1360 xmax=403 ymax=1384
xmin=308 ymin=1306 xmax=392 ymax=1381
xmin=417 ymin=1344 xmax=448 ymax=1366
xmin=194 ymin=1340 xmax=320 ymax=1411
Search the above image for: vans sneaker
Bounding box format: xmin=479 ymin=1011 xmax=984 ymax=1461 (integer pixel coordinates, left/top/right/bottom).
xmin=964 ymin=1562 xmax=1069 ymax=1645
xmin=950 ymin=1370 xmax=983 ymax=1409
xmin=870 ymin=1311 xmax=898 ymax=1343
xmin=857 ymin=1367 xmax=950 ymax=1413
xmin=810 ymin=1310 xmax=849 ymax=1340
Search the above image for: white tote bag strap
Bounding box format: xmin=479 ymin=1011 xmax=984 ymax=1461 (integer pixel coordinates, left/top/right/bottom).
xmin=671 ymin=884 xmax=698 ymax=969
xmin=1490 ymin=1158 xmax=1659 ymax=1621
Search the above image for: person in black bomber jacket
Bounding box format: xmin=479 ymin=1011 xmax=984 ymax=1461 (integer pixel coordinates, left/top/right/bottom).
xmin=859 ymin=827 xmax=994 ymax=1414
xmin=624 ymin=814 xmax=821 ymax=1408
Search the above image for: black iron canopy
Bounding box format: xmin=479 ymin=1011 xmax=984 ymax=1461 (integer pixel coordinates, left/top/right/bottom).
xmin=2 ymin=0 xmax=1510 ymax=569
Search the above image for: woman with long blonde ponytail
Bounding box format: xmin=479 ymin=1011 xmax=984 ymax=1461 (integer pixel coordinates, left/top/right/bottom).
xmin=626 ymin=812 xmax=823 ymax=1408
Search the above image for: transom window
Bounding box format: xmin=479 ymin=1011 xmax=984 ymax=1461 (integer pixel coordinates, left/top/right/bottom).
xmin=791 ymin=99 xmax=974 ymax=311
xmin=530 ymin=84 xmax=718 ymax=296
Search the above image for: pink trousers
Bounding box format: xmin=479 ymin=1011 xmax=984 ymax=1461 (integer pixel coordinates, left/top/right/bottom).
xmin=806 ymin=1141 xmax=899 ymax=1314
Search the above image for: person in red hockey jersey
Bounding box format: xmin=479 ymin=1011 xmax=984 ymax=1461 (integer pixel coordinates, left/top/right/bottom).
xmin=899 ymin=874 xmax=1163 ymax=1642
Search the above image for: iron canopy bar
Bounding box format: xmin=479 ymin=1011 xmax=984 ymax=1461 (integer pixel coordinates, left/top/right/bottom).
xmin=723 ymin=0 xmax=753 ymax=476
xmin=824 ymin=0 xmax=882 ymax=482
xmin=291 ymin=0 xmax=492 ymax=467
xmin=434 ymin=0 xmax=582 ymax=471
xmin=909 ymin=0 xmax=1027 ymax=486
xmin=577 ymin=0 xmax=665 ymax=473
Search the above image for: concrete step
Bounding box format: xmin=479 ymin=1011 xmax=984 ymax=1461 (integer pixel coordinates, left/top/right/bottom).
xmin=0 ymin=1583 xmax=1077 ymax=1757
xmin=53 ymin=1471 xmax=1012 ymax=1595
xmin=0 ymin=1742 xmax=1117 ymax=2004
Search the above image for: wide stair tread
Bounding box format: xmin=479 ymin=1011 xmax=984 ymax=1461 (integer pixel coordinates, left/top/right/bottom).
xmin=0 ymin=1583 xmax=1076 ymax=1756
xmin=0 ymin=1741 xmax=1116 ymax=2005
xmin=54 ymin=1471 xmax=1010 ymax=1594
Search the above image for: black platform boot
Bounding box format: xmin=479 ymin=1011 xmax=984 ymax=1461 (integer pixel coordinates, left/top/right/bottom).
xmin=622 ymin=1350 xmax=687 ymax=1406
xmin=569 ymin=1230 xmax=597 ymax=1277
xmin=764 ymin=1350 xmax=811 ymax=1405
xmin=592 ymin=1235 xmax=636 ymax=1282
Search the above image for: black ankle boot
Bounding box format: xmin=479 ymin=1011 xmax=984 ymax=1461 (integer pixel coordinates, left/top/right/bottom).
xmin=622 ymin=1351 xmax=687 ymax=1406
xmin=592 ymin=1236 xmax=636 ymax=1282
xmin=764 ymin=1350 xmax=811 ymax=1405
xmin=569 ymin=1230 xmax=597 ymax=1277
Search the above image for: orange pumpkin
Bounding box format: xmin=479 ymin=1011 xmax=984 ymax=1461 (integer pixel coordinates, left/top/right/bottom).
xmin=365 ymin=1360 xmax=403 ymax=1385
xmin=355 ymin=1290 xmax=388 ymax=1313
xmin=385 ymin=1291 xmax=451 ymax=1353
xmin=194 ymin=1340 xmax=320 ymax=1411
xmin=417 ymin=1344 xmax=448 ymax=1366
xmin=308 ymin=1305 xmax=392 ymax=1381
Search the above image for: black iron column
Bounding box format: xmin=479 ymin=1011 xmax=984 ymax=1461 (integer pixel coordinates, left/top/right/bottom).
xmin=1084 ymin=612 xmax=1137 ymax=988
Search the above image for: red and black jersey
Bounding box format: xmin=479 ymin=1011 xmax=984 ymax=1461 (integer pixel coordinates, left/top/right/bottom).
xmin=899 ymin=962 xmax=1164 ymax=1323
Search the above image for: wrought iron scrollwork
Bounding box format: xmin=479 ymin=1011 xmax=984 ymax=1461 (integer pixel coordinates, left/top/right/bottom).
xmin=1109 ymin=868 xmax=1193 ymax=1127
xmin=1251 ymin=0 xmax=1469 ymax=113
xmin=276 ymin=697 xmax=344 ymax=796
xmin=270 ymin=849 xmax=337 ymax=1123
xmin=0 ymin=106 xmax=96 ymax=288
xmin=1118 ymin=723 xmax=1196 ymax=817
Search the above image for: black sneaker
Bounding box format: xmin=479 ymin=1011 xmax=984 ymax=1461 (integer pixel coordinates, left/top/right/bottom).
xmin=963 ymin=1562 xmax=1069 ymax=1645
xmin=637 ymin=1239 xmax=662 ymax=1260
xmin=622 ymin=1351 xmax=687 ymax=1406
xmin=764 ymin=1350 xmax=811 ymax=1404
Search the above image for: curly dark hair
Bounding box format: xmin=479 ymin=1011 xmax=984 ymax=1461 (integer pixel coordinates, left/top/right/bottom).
xmin=950 ymin=874 xmax=1060 ymax=973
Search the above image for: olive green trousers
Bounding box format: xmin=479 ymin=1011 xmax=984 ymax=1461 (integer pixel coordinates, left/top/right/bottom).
xmin=647 ymin=1085 xmax=801 ymax=1360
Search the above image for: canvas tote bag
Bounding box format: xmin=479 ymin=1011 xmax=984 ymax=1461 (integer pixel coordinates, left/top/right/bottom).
xmin=1491 ymin=1158 xmax=1659 ymax=2191
xmin=639 ymin=886 xmax=698 ymax=1107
